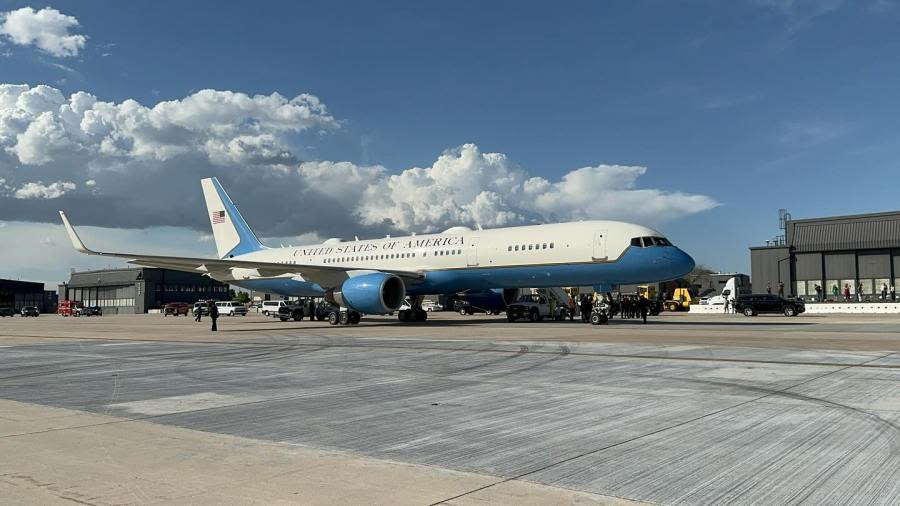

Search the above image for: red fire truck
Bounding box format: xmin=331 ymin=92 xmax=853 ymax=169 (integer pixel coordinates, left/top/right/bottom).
xmin=57 ymin=300 xmax=83 ymax=317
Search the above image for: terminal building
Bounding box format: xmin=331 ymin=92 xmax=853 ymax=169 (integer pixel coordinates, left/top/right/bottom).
xmin=58 ymin=268 xmax=231 ymax=315
xmin=750 ymin=211 xmax=900 ymax=301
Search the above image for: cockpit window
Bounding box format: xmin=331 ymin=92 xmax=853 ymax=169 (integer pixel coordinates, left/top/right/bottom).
xmin=630 ymin=236 xmax=672 ymax=248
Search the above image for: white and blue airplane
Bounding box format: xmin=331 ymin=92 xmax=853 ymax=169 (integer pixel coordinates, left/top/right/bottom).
xmin=60 ymin=177 xmax=694 ymax=324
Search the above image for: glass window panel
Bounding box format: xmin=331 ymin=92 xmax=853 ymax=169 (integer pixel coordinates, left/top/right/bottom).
xmin=795 ymin=281 xmax=807 ymax=296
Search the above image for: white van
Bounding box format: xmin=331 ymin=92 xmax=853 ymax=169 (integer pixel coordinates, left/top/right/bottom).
xmin=260 ymin=300 xmax=287 ymax=316
xmin=215 ymin=301 xmax=248 ymax=316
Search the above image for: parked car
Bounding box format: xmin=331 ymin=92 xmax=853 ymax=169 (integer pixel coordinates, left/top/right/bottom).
xmin=0 ymin=307 xmax=14 ymax=317
xmin=20 ymin=306 xmax=40 ymax=317
xmin=78 ymin=306 xmax=103 ymax=317
xmin=734 ymin=294 xmax=805 ymax=317
xmin=164 ymin=302 xmax=190 ymax=316
xmin=215 ymin=301 xmax=248 ymax=316
xmin=506 ymin=294 xmax=553 ymax=322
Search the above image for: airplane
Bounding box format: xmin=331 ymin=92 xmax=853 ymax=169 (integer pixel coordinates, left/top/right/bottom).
xmin=59 ymin=177 xmax=695 ymax=325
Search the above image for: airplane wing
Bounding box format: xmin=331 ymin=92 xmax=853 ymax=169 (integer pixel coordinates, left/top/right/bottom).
xmin=59 ymin=211 xmax=424 ymax=287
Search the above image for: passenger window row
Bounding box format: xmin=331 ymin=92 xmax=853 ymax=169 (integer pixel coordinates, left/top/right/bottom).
xmin=630 ymin=236 xmax=672 ymax=248
xmin=507 ymin=243 xmax=554 ymax=252
xmin=322 ymin=249 xmax=462 ymax=264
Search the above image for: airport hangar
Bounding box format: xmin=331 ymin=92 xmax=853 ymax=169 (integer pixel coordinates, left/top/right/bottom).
xmin=0 ymin=278 xmax=49 ymax=312
xmin=58 ymin=267 xmax=230 ymax=315
xmin=750 ymin=210 xmax=900 ymax=301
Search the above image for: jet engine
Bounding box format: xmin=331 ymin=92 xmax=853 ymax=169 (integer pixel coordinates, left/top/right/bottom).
xmin=325 ymin=272 xmax=406 ymax=315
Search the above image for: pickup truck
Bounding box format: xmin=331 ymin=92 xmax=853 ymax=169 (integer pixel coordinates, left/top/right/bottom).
xmin=506 ymin=294 xmax=553 ymax=322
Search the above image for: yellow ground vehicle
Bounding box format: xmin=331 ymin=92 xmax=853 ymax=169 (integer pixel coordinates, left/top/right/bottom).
xmin=665 ymin=288 xmax=694 ymax=312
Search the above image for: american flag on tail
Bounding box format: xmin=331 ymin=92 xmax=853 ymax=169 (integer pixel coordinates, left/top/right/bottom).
xmin=211 ymin=210 xmax=226 ymax=224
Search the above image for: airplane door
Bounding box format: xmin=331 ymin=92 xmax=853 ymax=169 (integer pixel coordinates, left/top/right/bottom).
xmin=467 ymin=237 xmax=479 ymax=266
xmin=592 ymin=231 xmax=607 ymax=261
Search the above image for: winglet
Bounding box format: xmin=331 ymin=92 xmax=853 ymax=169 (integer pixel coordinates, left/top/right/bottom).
xmin=58 ymin=211 xmax=94 ymax=254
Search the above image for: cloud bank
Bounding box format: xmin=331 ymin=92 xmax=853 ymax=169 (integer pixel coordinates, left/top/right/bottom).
xmin=0 ymin=83 xmax=717 ymax=240
xmin=0 ymin=7 xmax=87 ymax=57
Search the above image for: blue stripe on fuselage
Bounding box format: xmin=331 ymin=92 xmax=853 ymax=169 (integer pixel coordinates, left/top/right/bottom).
xmin=231 ymin=246 xmax=693 ymax=298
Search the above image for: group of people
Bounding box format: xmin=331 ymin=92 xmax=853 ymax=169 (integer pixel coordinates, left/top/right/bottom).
xmin=619 ymin=294 xmax=650 ymax=322
xmin=832 ymin=282 xmax=896 ymax=302
xmin=565 ymin=292 xmax=650 ymax=324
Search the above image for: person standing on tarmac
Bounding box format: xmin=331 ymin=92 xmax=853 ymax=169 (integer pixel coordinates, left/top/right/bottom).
xmin=209 ymin=301 xmax=219 ymax=332
xmin=580 ymin=295 xmax=591 ymax=323
xmin=567 ymin=295 xmax=576 ymax=321
xmin=194 ymin=303 xmax=202 ymax=322
xmin=308 ymin=299 xmax=316 ymax=321
xmin=723 ymin=297 xmax=730 ymax=314
xmin=639 ymin=295 xmax=649 ymax=324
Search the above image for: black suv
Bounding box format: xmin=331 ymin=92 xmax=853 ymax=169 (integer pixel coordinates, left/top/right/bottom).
xmin=20 ymin=306 xmax=40 ymax=317
xmin=734 ymin=294 xmax=805 ymax=317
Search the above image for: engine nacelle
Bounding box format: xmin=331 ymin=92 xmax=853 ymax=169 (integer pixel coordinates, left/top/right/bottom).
xmin=460 ymin=288 xmax=518 ymax=311
xmin=325 ymin=272 xmax=406 ymax=315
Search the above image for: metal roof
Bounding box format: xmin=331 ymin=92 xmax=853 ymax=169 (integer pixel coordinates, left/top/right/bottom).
xmin=788 ymin=211 xmax=900 ymax=252
xmin=68 ymin=268 xmax=144 ymax=287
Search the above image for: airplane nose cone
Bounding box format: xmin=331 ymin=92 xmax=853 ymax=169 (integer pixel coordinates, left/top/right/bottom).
xmin=672 ymin=248 xmax=695 ymax=277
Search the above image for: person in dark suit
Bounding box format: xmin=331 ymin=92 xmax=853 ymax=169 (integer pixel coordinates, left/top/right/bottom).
xmin=209 ymin=301 xmax=219 ymax=331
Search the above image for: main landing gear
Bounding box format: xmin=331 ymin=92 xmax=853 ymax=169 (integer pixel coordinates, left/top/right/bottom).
xmin=398 ymin=295 xmax=428 ymax=322
xmin=328 ymin=309 xmax=361 ymax=325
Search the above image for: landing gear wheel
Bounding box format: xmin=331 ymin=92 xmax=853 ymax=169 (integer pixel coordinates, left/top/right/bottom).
xmin=328 ymin=311 xmax=340 ymax=325
xmin=415 ymin=309 xmax=427 ymax=322
xmin=349 ymin=311 xmax=361 ymax=325
xmin=339 ymin=311 xmax=350 ymax=325
xmin=590 ymin=312 xmax=608 ymax=325
xmin=743 ymin=307 xmax=755 ymax=317
xmin=398 ymin=310 xmax=409 ymax=322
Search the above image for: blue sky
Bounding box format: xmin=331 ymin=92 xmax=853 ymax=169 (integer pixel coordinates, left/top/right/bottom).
xmin=1 ymin=0 xmax=899 ymax=284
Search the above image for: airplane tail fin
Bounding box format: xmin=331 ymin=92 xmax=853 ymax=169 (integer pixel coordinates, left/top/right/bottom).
xmin=200 ymin=177 xmax=265 ymax=258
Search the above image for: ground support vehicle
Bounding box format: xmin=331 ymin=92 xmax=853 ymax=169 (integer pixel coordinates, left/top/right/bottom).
xmin=589 ymin=301 xmax=612 ymax=325
xmin=0 ymin=307 xmax=14 ymax=317
xmin=664 ymin=288 xmax=694 ymax=312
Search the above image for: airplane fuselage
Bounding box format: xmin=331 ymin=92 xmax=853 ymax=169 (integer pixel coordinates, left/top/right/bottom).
xmin=224 ymin=220 xmax=695 ymax=297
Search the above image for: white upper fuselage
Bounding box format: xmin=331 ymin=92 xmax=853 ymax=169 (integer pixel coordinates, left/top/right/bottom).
xmin=232 ymin=221 xmax=650 ymax=273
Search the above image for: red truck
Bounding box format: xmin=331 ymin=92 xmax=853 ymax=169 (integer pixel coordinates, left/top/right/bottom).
xmin=57 ymin=300 xmax=83 ymax=317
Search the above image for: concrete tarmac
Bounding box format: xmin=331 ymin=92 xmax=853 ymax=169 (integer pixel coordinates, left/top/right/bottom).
xmin=1 ymin=311 xmax=899 ymax=504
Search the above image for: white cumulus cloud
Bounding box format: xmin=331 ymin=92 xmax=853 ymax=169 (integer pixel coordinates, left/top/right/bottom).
xmin=0 ymin=83 xmax=717 ymax=238
xmin=0 ymin=7 xmax=87 ymax=57
xmin=14 ymin=180 xmax=75 ymax=199
xmin=0 ymin=84 xmax=337 ymax=166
